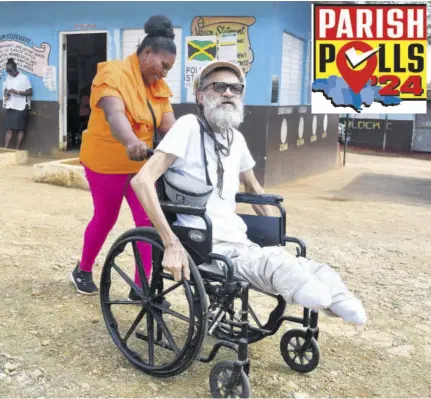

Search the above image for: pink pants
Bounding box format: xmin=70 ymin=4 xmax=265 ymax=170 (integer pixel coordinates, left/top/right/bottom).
xmin=79 ymin=165 xmax=151 ymax=286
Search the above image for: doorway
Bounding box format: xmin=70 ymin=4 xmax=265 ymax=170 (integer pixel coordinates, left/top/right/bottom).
xmin=59 ymin=32 xmax=107 ymax=151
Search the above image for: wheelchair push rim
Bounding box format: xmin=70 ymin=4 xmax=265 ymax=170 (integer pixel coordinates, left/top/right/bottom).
xmin=100 ymin=227 xmax=208 ymax=378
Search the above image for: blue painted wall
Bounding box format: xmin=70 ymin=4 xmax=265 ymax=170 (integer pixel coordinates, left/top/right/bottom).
xmin=0 ymin=1 xmax=312 ymax=105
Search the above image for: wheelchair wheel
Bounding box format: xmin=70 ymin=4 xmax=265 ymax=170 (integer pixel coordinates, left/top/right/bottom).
xmin=280 ymin=329 xmax=320 ymax=373
xmin=210 ymin=360 xmax=251 ymax=398
xmin=100 ymin=227 xmax=208 ymax=378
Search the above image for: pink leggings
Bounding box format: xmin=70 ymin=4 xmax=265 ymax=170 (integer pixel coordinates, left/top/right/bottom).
xmin=80 ymin=165 xmax=151 ymax=286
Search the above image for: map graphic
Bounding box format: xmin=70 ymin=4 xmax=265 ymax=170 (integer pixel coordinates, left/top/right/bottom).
xmin=312 ymin=75 xmax=401 ymax=112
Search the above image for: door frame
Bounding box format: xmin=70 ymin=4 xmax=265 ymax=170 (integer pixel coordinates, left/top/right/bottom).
xmin=58 ymin=30 xmax=109 ymax=150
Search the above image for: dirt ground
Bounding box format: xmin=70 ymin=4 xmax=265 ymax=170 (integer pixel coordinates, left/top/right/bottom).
xmin=0 ymin=152 xmax=430 ymax=398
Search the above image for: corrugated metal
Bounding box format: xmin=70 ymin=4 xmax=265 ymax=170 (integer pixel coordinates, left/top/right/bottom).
xmin=413 ymin=102 xmax=431 ymax=152
xmin=412 ymin=128 xmax=431 ymax=152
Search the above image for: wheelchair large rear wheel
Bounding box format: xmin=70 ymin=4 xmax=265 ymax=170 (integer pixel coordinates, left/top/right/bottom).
xmin=100 ymin=227 xmax=208 ymax=378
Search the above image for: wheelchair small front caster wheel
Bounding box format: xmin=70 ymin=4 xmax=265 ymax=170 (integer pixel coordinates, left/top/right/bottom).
xmin=209 ymin=360 xmax=251 ymax=398
xmin=280 ymin=329 xmax=320 ymax=373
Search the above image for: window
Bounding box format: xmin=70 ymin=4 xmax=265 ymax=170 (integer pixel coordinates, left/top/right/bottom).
xmin=271 ymin=75 xmax=279 ymax=104
xmin=279 ymin=32 xmax=305 ymax=106
xmin=122 ymin=28 xmax=182 ymax=104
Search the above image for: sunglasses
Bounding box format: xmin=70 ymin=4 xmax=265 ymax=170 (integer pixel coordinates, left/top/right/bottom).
xmin=202 ymin=82 xmax=244 ymax=95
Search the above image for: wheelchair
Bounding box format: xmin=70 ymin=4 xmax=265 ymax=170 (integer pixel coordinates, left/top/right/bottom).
xmin=99 ymin=178 xmax=321 ymax=398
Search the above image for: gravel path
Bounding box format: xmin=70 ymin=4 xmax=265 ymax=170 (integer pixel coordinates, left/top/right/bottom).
xmin=0 ymin=152 xmax=430 ymax=398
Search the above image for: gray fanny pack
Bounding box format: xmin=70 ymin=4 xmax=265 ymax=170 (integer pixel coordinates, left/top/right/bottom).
xmin=162 ymin=117 xmax=213 ymax=207
xmin=147 ymin=101 xmax=214 ymax=208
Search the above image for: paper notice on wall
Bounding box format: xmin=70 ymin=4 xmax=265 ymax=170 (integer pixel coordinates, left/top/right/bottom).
xmin=217 ymin=33 xmax=237 ymax=63
xmin=43 ymin=66 xmax=56 ymax=91
xmin=184 ymin=35 xmax=217 ymax=89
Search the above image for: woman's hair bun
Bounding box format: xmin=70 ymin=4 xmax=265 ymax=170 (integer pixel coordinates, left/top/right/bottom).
xmin=7 ymin=58 xmax=15 ymax=64
xmin=144 ymin=15 xmax=175 ymax=39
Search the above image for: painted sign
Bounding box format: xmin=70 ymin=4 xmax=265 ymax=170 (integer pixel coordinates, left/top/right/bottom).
xmin=0 ymin=34 xmax=51 ymax=78
xmin=191 ymin=16 xmax=256 ymax=75
xmin=312 ymin=4 xmax=427 ymax=114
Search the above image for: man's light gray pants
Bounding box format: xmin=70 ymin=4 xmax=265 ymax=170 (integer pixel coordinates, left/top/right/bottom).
xmin=204 ymin=239 xmax=352 ymax=310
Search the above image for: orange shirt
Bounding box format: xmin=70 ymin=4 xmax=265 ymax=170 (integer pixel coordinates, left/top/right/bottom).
xmin=79 ymin=52 xmax=173 ymax=174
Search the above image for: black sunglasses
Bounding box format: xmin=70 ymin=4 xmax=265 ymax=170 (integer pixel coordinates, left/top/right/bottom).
xmin=202 ymin=82 xmax=244 ymax=95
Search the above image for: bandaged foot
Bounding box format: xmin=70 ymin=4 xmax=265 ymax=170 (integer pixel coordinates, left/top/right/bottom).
xmin=292 ymin=278 xmax=332 ymax=309
xmin=297 ymin=258 xmax=367 ymax=324
xmin=329 ymin=297 xmax=367 ymax=325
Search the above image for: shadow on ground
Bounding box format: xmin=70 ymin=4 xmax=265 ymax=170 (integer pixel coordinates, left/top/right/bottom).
xmin=328 ymin=173 xmax=431 ymax=207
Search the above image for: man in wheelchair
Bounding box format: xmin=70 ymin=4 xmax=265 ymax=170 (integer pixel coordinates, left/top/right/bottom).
xmin=130 ymin=60 xmax=366 ymax=326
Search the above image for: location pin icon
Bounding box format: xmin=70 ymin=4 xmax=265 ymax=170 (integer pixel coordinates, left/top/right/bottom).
xmin=336 ymin=41 xmax=378 ymax=94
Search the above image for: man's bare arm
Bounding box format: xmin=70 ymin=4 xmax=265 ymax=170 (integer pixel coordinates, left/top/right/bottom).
xmin=131 ymin=152 xmax=190 ymax=281
xmin=130 ymin=151 xmax=179 ymax=247
xmin=240 ymin=168 xmax=275 ymax=217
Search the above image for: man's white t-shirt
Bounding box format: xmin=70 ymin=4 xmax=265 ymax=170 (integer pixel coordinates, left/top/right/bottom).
xmin=156 ymin=114 xmax=256 ymax=244
xmin=2 ymin=72 xmax=32 ymax=111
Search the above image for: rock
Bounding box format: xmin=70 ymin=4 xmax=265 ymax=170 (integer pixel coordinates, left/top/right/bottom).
xmin=293 ymin=392 xmax=310 ymax=399
xmin=9 ymin=371 xmax=18 ymax=376
xmin=42 ymin=340 xmax=50 ymax=346
xmin=0 ymin=373 xmax=7 ymax=380
xmin=4 ymin=363 xmax=18 ymax=372
xmin=32 ymin=291 xmax=42 ymax=297
xmin=91 ymin=318 xmax=99 ymax=324
xmin=30 ymin=330 xmax=39 ymax=336
xmin=31 ymin=369 xmax=44 ymax=379
xmin=148 ymin=382 xmax=159 ymax=392
xmin=330 ymin=370 xmax=339 ymax=377
xmin=119 ymin=367 xmax=127 ymax=372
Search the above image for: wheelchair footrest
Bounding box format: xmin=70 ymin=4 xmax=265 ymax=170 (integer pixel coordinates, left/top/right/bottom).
xmin=198 ymin=340 xmax=238 ymax=363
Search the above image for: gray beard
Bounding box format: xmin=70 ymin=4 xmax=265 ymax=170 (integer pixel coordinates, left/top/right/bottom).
xmin=202 ymin=96 xmax=244 ymax=132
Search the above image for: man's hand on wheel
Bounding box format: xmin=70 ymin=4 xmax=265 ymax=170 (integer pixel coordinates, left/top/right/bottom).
xmin=162 ymin=241 xmax=190 ymax=281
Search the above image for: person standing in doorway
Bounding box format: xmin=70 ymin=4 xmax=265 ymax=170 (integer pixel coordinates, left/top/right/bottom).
xmin=71 ymin=15 xmax=177 ymax=295
xmin=2 ymin=58 xmax=32 ymax=149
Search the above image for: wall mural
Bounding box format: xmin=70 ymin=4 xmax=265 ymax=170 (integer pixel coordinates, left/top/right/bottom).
xmin=0 ymin=33 xmax=56 ymax=92
xmin=0 ymin=34 xmax=51 ymax=77
xmin=190 ymin=16 xmax=256 ymax=75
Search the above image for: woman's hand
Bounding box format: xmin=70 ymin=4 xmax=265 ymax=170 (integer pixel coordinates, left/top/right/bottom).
xmin=126 ymin=140 xmax=149 ymax=161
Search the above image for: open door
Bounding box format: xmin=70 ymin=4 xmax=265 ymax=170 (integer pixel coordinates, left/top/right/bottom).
xmin=58 ymin=31 xmax=107 ymax=152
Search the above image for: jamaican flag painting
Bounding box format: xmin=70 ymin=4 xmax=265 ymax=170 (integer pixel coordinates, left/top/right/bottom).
xmin=187 ymin=39 xmax=216 ymax=61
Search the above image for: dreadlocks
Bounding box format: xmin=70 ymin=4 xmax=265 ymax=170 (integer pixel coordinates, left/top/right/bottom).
xmin=197 ymin=103 xmax=234 ymax=199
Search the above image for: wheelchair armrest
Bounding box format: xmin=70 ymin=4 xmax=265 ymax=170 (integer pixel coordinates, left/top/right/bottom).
xmin=160 ymin=201 xmax=206 ymax=216
xmin=283 ymin=236 xmax=306 ymax=258
xmin=235 ymin=192 xmax=283 ymax=205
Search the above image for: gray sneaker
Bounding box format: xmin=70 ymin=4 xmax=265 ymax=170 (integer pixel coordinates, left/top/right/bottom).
xmin=70 ymin=263 xmax=98 ymax=295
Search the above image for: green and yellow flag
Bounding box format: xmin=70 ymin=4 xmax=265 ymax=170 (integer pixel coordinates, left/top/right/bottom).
xmin=187 ymin=40 xmax=216 ymax=61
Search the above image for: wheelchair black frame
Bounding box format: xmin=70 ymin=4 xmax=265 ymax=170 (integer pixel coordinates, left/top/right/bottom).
xmin=158 ymin=190 xmax=319 ymax=376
